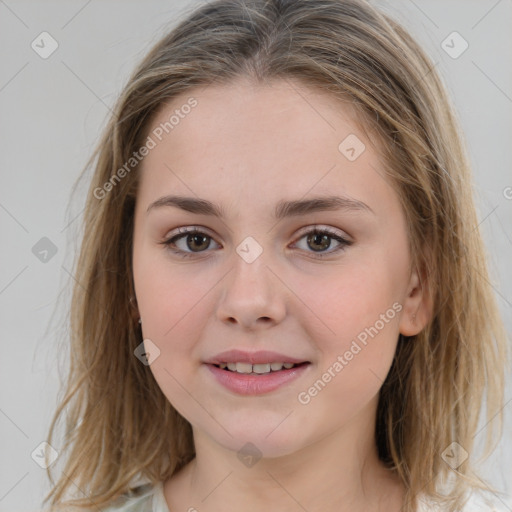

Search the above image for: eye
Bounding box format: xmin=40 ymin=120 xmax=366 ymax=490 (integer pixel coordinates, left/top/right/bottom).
xmin=292 ymin=227 xmax=352 ymax=258
xmin=159 ymin=227 xmax=219 ymax=258
xmin=159 ymin=226 xmax=352 ymax=259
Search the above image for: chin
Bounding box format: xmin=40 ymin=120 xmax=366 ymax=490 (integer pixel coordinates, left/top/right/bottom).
xmin=223 ymin=435 xmax=303 ymax=460
xmin=206 ymin=414 xmax=308 ymax=459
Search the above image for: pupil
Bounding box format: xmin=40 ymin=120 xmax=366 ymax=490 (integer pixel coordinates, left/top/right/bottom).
xmin=188 ymin=234 xmax=209 ymax=251
xmin=308 ymin=233 xmax=330 ymax=251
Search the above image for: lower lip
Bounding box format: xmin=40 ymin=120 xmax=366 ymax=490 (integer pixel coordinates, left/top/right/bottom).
xmin=205 ymin=363 xmax=310 ymax=395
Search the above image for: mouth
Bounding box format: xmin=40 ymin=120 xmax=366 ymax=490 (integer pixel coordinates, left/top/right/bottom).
xmin=211 ymin=361 xmax=310 ymax=374
xmin=204 ymin=361 xmax=311 ymax=395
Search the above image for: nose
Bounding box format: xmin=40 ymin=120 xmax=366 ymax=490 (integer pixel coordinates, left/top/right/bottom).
xmin=215 ymin=250 xmax=287 ymax=331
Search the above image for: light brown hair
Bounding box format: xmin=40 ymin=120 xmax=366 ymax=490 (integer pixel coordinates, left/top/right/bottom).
xmin=44 ymin=1 xmax=510 ymax=511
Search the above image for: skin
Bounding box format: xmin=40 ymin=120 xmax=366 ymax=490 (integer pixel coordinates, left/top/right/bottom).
xmin=132 ymin=77 xmax=430 ymax=512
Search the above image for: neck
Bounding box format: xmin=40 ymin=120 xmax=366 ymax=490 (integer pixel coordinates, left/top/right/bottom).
xmin=164 ymin=397 xmax=405 ymax=512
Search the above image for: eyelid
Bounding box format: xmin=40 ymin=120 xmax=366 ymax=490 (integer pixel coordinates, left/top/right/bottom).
xmin=169 ymin=225 xmax=216 ymax=238
xmin=293 ymin=225 xmax=351 ymax=242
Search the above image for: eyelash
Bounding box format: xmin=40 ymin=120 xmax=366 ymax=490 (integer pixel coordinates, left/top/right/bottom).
xmin=159 ymin=226 xmax=352 ymax=259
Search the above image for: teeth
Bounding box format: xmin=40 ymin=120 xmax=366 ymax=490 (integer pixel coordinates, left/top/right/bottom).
xmin=235 ymin=362 xmax=252 ymax=374
xmin=218 ymin=362 xmax=299 ymax=374
xmin=253 ymin=363 xmax=271 ymax=374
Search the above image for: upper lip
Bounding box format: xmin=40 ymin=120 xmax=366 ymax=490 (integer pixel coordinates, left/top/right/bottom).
xmin=204 ymin=349 xmax=310 ymax=365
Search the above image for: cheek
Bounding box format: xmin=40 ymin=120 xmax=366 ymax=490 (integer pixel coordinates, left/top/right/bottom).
xmin=296 ymin=281 xmax=401 ymax=427
xmin=132 ymin=242 xmax=207 ymax=357
xmin=296 ymin=257 xmax=403 ymax=395
xmin=132 ymin=234 xmax=205 ymax=427
xmin=133 ymin=258 xmax=218 ymax=423
xmin=299 ymin=259 xmax=403 ymax=342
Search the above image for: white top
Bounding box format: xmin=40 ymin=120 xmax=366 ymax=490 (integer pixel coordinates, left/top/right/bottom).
xmin=102 ymin=481 xmax=167 ymax=511
xmin=416 ymin=492 xmax=510 ymax=511
xmin=102 ymin=481 xmax=511 ymax=512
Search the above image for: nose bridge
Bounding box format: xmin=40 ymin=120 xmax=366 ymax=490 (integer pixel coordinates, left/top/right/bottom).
xmin=216 ymin=235 xmax=286 ymax=328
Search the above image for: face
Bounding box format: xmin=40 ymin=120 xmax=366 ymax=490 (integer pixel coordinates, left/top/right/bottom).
xmin=132 ymin=77 xmax=427 ymax=458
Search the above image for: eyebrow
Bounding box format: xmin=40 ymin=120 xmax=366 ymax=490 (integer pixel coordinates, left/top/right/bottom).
xmin=146 ymin=194 xmax=374 ymax=219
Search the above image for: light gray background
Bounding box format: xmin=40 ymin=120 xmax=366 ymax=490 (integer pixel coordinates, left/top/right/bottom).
xmin=0 ymin=1 xmax=511 ymax=511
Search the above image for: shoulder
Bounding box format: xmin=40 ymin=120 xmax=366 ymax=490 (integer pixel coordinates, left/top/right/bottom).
xmin=101 ymin=481 xmax=168 ymax=512
xmin=416 ymin=489 xmax=512 ymax=512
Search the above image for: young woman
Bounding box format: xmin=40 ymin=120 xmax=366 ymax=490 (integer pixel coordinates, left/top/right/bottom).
xmin=43 ymin=1 xmax=510 ymax=511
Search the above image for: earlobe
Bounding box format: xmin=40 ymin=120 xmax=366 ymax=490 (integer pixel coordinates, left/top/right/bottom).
xmin=399 ymin=265 xmax=432 ymax=336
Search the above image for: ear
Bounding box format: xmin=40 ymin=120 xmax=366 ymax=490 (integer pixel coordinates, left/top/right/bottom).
xmin=399 ymin=264 xmax=432 ymax=336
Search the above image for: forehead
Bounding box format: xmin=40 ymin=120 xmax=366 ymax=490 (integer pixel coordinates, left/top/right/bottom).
xmin=137 ymin=77 xmax=395 ymax=218
xmin=146 ymin=77 xmax=369 ymax=152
